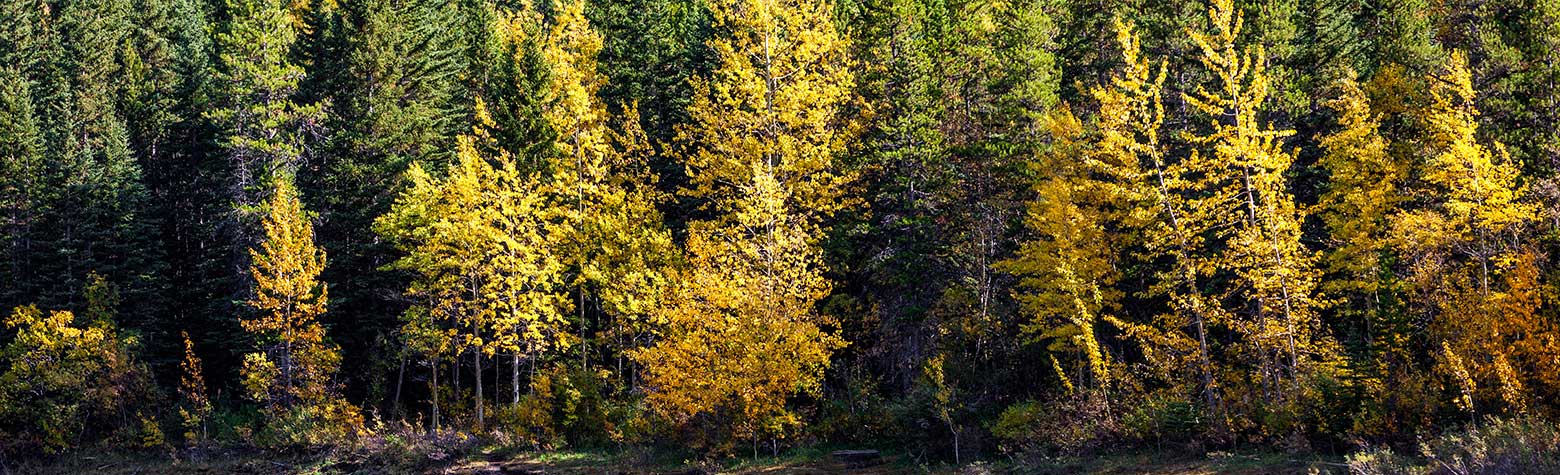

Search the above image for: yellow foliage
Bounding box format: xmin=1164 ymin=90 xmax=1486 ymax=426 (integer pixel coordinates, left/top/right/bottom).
xmin=634 ymin=171 xmax=843 ymax=445
xmin=179 ymin=331 xmax=211 ymax=444
xmin=242 ymin=178 xmax=341 ymax=408
xmin=1000 ymin=105 xmax=1120 ymax=392
xmin=1182 ymin=0 xmax=1334 ymax=405
xmin=1390 ymin=52 xmax=1552 ymax=416
xmin=676 ymin=0 xmax=858 ymax=220
xmin=540 ymin=0 xmax=676 ymax=334
xmin=1317 ymin=73 xmax=1404 ymax=298
xmin=632 ymin=0 xmax=855 ymax=447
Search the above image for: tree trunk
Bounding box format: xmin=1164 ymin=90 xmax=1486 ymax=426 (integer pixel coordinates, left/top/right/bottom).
xmin=394 ymin=351 xmax=406 ymax=420
xmin=430 ymin=357 xmax=440 ymax=433
xmin=947 ymin=418 xmax=960 ymax=465
xmin=474 ymin=349 xmax=484 ymax=431
xmin=512 ymin=352 xmax=520 ymax=405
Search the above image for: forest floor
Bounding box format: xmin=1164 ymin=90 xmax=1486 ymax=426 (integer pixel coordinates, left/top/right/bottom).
xmin=7 ymin=446 xmax=1349 ymax=474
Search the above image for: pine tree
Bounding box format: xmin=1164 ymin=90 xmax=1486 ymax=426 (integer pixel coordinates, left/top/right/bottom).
xmin=209 ymin=0 xmax=326 ymax=254
xmin=0 ymin=66 xmax=48 ymax=314
xmin=307 ymin=0 xmax=472 ymax=411
xmin=588 ymin=0 xmax=711 ymax=149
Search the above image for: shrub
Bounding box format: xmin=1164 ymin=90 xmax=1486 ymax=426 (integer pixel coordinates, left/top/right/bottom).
xmin=992 ymin=390 xmax=1120 ymax=456
xmin=492 ymin=364 xmax=642 ymax=448
xmin=1345 ymin=417 xmax=1560 ymax=474
xmin=0 ymin=304 xmax=157 ymax=453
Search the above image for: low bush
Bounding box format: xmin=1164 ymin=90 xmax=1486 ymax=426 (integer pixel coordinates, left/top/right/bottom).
xmin=1346 ymin=417 xmax=1560 ymax=474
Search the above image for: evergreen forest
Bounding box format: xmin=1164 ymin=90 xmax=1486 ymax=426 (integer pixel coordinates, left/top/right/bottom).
xmin=7 ymin=0 xmax=1560 ymax=471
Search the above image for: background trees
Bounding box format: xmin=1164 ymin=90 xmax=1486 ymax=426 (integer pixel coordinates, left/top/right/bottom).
xmin=10 ymin=0 xmax=1560 ymax=461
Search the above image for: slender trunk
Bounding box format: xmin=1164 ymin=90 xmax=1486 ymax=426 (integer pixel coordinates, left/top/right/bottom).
xmin=512 ymin=352 xmax=520 ymax=405
xmin=950 ymin=421 xmax=961 ymax=465
xmin=394 ymin=351 xmax=406 ymax=420
xmin=474 ymin=349 xmax=484 ymax=430
xmin=430 ymin=356 xmax=440 ymax=433
xmin=1150 ymin=153 xmax=1216 ymax=409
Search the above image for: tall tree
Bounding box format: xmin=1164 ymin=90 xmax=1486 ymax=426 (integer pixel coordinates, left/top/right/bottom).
xmin=635 ymin=170 xmax=843 ymax=447
xmin=240 ymin=178 xmax=341 ymax=410
xmin=1182 ymin=0 xmax=1335 ymax=417
xmin=1392 ymin=52 xmax=1554 ymax=415
xmin=1316 ymin=73 xmax=1408 ymax=365
xmin=377 ymin=113 xmax=571 ymax=431
xmin=308 ymin=0 xmax=471 ymax=408
xmin=209 ymin=0 xmax=325 ymax=265
xmin=540 ymin=0 xmax=675 ymax=379
xmin=634 ymin=0 xmax=856 ymax=448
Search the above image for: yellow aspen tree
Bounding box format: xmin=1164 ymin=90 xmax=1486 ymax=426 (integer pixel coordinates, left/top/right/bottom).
xmin=1315 ymin=73 xmax=1416 ymax=432
xmin=1083 ymin=19 xmax=1222 ymax=406
xmin=632 ymin=0 xmax=855 ymax=449
xmin=1412 ymin=52 xmax=1534 ymax=293
xmin=1317 ymin=74 xmax=1404 ymax=309
xmin=0 ymin=306 xmax=136 ymax=452
xmin=376 ymin=160 xmax=468 ymax=432
xmin=633 ymin=170 xmax=843 ymax=447
xmin=379 ymin=102 xmax=573 ymax=431
xmin=479 ymin=135 xmax=569 ymax=414
xmin=1182 ymin=0 xmax=1333 ymax=405
xmin=675 ymin=0 xmax=856 ymax=220
xmin=241 ymin=177 xmax=343 ymax=410
xmin=539 ymin=0 xmax=675 ymax=380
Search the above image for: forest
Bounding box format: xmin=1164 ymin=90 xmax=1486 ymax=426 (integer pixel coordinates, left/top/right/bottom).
xmin=6 ymin=0 xmax=1560 ymax=471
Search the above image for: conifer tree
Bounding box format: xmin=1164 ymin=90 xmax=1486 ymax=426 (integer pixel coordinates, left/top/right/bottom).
xmin=0 ymin=66 xmax=47 ymax=313
xmin=209 ymin=0 xmax=325 ymax=249
xmin=1183 ymin=0 xmax=1333 ymax=411
xmin=241 ymin=177 xmax=340 ymax=410
xmin=307 ymin=0 xmax=472 ymax=407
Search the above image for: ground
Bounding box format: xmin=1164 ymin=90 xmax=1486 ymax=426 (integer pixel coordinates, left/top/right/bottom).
xmin=6 ymin=448 xmax=1350 ymax=474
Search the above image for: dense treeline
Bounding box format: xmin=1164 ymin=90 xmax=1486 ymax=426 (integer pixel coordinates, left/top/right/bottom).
xmin=5 ymin=0 xmax=1560 ymax=463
